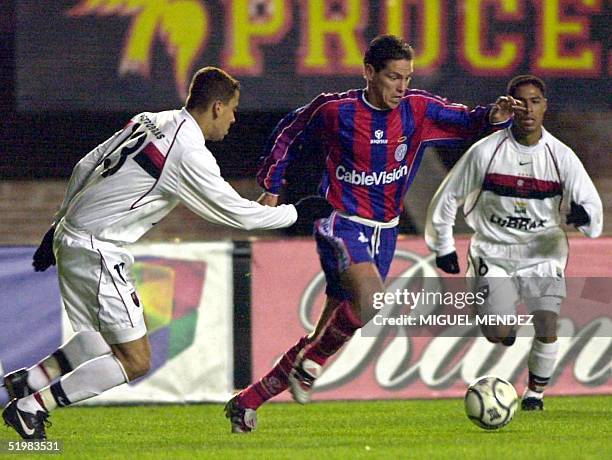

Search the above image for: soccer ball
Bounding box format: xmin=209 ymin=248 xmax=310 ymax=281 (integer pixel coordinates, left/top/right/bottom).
xmin=464 ymin=376 xmax=518 ymax=430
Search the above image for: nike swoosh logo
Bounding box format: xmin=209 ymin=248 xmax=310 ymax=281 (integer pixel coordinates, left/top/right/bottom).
xmin=16 ymin=410 xmax=35 ymax=436
xmin=519 ymin=161 xmax=532 ymax=165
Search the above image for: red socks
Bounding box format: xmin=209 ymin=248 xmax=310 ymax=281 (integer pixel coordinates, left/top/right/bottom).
xmin=238 ymin=301 xmax=363 ymax=409
xmin=238 ymin=336 xmax=309 ymax=409
xmin=301 ymin=300 xmax=363 ymax=366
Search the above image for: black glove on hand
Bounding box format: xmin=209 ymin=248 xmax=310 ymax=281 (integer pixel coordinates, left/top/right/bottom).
xmin=293 ymin=196 xmax=333 ymax=229
xmin=566 ymin=201 xmax=590 ymax=228
xmin=435 ymin=251 xmax=460 ymax=274
xmin=32 ymin=226 xmax=56 ymax=272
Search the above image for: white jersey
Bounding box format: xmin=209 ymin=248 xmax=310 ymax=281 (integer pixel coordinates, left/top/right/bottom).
xmin=54 ymin=108 xmax=297 ymax=244
xmin=425 ymin=127 xmax=603 ymax=258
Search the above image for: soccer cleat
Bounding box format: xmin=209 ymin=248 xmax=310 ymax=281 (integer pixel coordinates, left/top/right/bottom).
xmin=288 ymin=358 xmax=322 ymax=405
xmin=521 ymin=397 xmax=544 ymax=411
xmin=3 ymin=368 xmax=33 ymax=400
xmin=224 ymin=395 xmax=257 ymax=433
xmin=2 ymin=399 xmax=50 ymax=439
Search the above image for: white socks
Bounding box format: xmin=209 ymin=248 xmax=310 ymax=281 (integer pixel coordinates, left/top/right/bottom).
xmin=26 ymin=332 xmax=111 ymax=391
xmin=58 ymin=332 xmax=112 ymax=368
xmin=56 ymin=354 xmax=128 ymax=405
xmin=26 ymin=365 xmax=56 ymax=392
xmin=523 ymin=388 xmax=543 ymax=400
xmin=19 ymin=355 xmax=128 ymax=414
xmin=527 ymin=339 xmax=559 ymax=395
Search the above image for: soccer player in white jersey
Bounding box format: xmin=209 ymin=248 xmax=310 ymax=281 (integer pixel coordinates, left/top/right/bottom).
xmin=425 ymin=75 xmax=603 ymax=410
xmin=0 ymin=67 xmax=321 ymax=439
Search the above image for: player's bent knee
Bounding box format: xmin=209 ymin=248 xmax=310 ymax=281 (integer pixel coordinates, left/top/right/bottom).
xmin=482 ymin=324 xmax=513 ymax=344
xmin=121 ymin=356 xmax=151 ymax=381
xmin=132 ymin=348 xmax=152 ymax=379
xmin=134 ymin=358 xmax=151 ymax=379
xmin=111 ymin=337 xmax=152 ymax=381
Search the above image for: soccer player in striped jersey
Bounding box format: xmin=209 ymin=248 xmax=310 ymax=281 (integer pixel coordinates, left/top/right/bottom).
xmin=225 ymin=35 xmax=524 ymax=432
xmin=425 ymin=75 xmax=602 ymax=411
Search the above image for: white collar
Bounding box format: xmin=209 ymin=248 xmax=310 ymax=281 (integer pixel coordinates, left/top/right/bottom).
xmin=181 ymin=107 xmax=206 ymax=144
xmin=508 ymin=126 xmax=549 ymax=154
xmin=361 ymin=90 xmax=388 ymax=111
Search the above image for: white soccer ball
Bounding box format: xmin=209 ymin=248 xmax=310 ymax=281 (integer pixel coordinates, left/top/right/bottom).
xmin=464 ymin=375 xmax=518 ymax=430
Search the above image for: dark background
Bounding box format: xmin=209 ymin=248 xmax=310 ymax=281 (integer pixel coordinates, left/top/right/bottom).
xmin=1 ymin=1 xmax=609 ymax=182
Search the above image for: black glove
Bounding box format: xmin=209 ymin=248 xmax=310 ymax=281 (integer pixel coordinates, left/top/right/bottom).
xmin=435 ymin=251 xmax=460 ymax=274
xmin=566 ymin=201 xmax=590 ymax=227
xmin=293 ymin=196 xmax=333 ymax=229
xmin=32 ymin=226 xmax=56 ymax=272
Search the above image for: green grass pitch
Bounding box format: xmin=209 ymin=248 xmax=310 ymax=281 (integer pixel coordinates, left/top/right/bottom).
xmin=1 ymin=396 xmax=610 ymax=459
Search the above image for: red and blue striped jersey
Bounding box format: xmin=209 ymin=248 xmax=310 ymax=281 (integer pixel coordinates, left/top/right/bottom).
xmin=258 ymin=88 xmax=507 ymax=222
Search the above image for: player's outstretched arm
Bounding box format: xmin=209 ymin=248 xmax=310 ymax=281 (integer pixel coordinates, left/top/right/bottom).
xmin=178 ymin=149 xmax=297 ymax=231
xmin=417 ymin=92 xmax=512 ymax=142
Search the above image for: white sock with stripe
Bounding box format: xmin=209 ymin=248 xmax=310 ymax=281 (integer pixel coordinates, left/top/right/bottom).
xmin=18 ymin=355 xmax=128 ymax=414
xmin=526 ymin=339 xmax=559 ymax=397
xmin=26 ymin=332 xmax=112 ymax=391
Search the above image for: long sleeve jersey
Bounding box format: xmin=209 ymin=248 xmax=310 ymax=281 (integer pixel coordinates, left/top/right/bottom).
xmin=425 ymin=127 xmax=603 ymax=256
xmin=55 ymin=108 xmax=297 ymax=244
xmin=258 ymin=88 xmax=509 ymax=223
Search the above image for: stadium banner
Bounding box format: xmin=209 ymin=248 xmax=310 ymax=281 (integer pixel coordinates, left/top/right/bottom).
xmin=250 ymin=236 xmax=612 ymax=400
xmin=15 ymin=1 xmax=609 ymax=112
xmin=0 ymin=243 xmax=235 ymax=405
xmin=0 ymin=247 xmax=64 ymax=407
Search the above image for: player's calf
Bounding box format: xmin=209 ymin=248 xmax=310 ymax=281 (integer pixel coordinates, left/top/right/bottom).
xmin=2 ymin=348 xmax=76 ymax=400
xmin=2 ymin=332 xmax=115 ymax=402
xmin=522 ymin=338 xmax=558 ymax=411
xmin=110 ymin=336 xmax=151 ymax=381
xmin=238 ymin=335 xmax=311 ymax=411
xmin=4 ymin=351 xmax=131 ymax=438
xmin=116 ymin=356 xmax=150 ymax=381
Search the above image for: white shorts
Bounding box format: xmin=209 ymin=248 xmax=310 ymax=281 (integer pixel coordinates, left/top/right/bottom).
xmin=467 ymin=241 xmax=566 ymax=316
xmin=54 ymin=222 xmax=147 ymax=344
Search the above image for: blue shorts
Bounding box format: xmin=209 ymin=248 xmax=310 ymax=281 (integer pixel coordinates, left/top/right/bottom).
xmin=314 ymin=212 xmax=399 ymax=301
